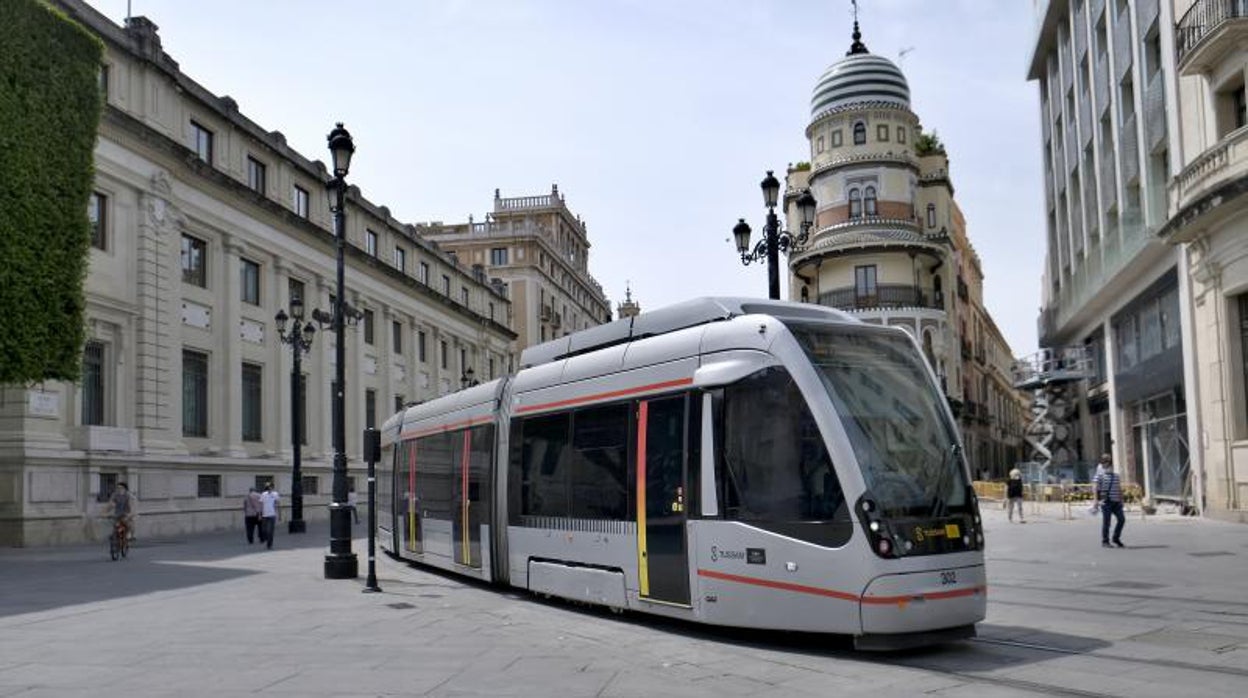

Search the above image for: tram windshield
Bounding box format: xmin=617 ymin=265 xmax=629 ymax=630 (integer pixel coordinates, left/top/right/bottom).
xmin=788 ymin=323 xmax=969 ymax=519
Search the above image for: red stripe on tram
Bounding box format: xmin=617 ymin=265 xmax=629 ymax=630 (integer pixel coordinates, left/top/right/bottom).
xmin=697 ymin=569 xmax=859 ymax=601
xmin=697 ymin=569 xmax=987 ymax=605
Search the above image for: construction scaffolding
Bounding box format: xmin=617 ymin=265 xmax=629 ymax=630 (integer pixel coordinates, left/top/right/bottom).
xmin=1011 ymin=346 xmax=1094 ymax=479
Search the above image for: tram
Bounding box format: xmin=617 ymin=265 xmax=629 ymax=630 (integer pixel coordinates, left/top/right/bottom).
xmin=377 ymin=297 xmax=986 ymax=649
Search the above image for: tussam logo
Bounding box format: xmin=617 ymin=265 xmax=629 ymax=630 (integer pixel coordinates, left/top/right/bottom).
xmin=710 ymin=545 xmax=745 ymax=562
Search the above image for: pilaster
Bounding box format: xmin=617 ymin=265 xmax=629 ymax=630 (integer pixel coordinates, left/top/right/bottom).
xmin=135 ymin=170 xmax=185 ymax=454
xmin=221 ymin=233 xmax=246 ymax=457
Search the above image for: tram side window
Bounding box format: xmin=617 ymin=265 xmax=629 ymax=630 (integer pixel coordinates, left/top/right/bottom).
xmin=719 ymin=367 xmax=849 ymax=529
xmin=468 ymin=425 xmax=493 ymax=506
xmin=518 ymin=413 xmax=571 ymax=517
xmin=418 ymin=431 xmax=456 ymax=520
xmin=377 ymin=442 xmax=395 ymax=526
xmin=569 ymin=403 xmax=630 ymax=519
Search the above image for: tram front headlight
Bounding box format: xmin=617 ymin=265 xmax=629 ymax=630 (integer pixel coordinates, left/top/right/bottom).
xmin=877 ymin=538 xmax=892 ymax=556
xmin=868 ymin=520 xmax=880 ymax=532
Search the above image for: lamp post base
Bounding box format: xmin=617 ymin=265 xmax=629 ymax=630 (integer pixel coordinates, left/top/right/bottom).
xmin=287 ymin=519 xmax=306 ymax=534
xmin=324 ymin=553 xmax=359 ymax=579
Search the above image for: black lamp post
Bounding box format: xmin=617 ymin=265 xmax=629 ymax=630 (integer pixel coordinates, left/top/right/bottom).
xmin=733 ymin=170 xmax=817 ymax=300
xmin=324 ymin=122 xmax=358 ymax=580
xmin=460 ymin=367 xmax=477 ymax=390
xmin=275 ymin=298 xmax=317 ymax=534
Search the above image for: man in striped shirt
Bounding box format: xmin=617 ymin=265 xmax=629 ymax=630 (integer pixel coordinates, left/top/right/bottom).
xmin=1095 ymin=460 xmax=1126 ymax=548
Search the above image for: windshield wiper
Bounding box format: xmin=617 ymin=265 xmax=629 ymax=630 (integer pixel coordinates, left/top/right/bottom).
xmin=929 ymin=443 xmax=961 ymax=517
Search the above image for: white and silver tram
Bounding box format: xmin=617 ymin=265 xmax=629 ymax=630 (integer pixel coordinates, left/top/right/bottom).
xmin=377 ymin=297 xmax=986 ymax=649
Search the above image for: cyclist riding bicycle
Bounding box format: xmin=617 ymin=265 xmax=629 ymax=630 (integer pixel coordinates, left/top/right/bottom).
xmin=105 ymin=482 xmax=135 ymax=542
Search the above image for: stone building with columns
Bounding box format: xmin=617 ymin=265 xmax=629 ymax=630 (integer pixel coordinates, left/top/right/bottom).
xmin=0 ymin=0 xmax=514 ymax=546
xmin=782 ymin=23 xmax=1029 ymax=478
xmin=419 ymin=186 xmax=612 ymax=350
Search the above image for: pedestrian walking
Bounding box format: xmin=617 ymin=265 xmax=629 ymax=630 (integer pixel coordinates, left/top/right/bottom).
xmin=1095 ymin=459 xmax=1126 ymax=548
xmin=1006 ymin=468 xmax=1025 ymax=523
xmin=1092 ymin=452 xmax=1110 ymax=485
xmin=243 ymin=487 xmax=263 ymax=544
xmin=259 ymin=482 xmax=280 ymax=549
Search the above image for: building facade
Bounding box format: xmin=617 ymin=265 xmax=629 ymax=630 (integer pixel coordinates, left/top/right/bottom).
xmin=785 ymin=24 xmax=1029 ymax=478
xmin=419 ymin=186 xmax=612 ymax=352
xmin=1028 ymin=0 xmax=1198 ymax=507
xmin=0 ymin=0 xmax=515 ymax=546
xmin=1159 ymin=0 xmax=1248 ymax=521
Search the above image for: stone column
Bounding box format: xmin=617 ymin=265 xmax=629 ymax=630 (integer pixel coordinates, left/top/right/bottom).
xmin=312 ymin=274 xmax=332 ymax=460
xmin=273 ymin=259 xmax=293 ymax=460
xmin=221 ymin=233 xmax=246 ymax=457
xmin=135 ymin=170 xmax=185 ymax=455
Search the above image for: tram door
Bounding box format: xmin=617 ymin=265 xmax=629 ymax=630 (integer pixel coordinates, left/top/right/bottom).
xmin=452 ymin=427 xmax=488 ymax=568
xmin=637 ymin=396 xmax=690 ymax=605
xmin=402 ymin=440 xmax=422 ymax=554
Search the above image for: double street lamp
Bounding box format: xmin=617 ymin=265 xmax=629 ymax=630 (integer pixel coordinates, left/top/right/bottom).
xmin=275 ymin=298 xmax=318 ymax=534
xmin=324 ymin=122 xmax=358 ymax=580
xmin=733 ymin=170 xmax=817 ymax=300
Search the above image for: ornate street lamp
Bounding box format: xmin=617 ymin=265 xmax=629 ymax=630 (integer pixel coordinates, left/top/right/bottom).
xmin=324 ymin=122 xmax=358 ymax=579
xmin=275 ymin=297 xmax=317 ymax=534
xmin=460 ymin=367 xmax=477 ymax=390
xmin=733 ymin=170 xmax=817 ymax=300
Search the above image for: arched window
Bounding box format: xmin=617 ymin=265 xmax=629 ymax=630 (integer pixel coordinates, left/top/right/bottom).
xmin=853 ymin=121 xmax=867 ymax=145
xmin=800 ymin=286 xmax=810 ymax=303
xmin=848 ymin=188 xmax=862 ymax=218
xmin=926 ymin=203 xmax=936 ymax=228
xmin=933 ymin=275 xmax=944 ymax=307
xmin=864 ymin=186 xmax=878 ymax=216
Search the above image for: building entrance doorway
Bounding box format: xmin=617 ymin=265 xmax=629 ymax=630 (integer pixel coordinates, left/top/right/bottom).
xmin=1130 ymin=392 xmax=1190 ymax=504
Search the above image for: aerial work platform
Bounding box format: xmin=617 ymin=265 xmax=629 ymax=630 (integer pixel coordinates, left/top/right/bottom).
xmin=1012 ymin=346 xmax=1094 ymax=472
xmin=1011 ymin=346 xmax=1093 ymax=390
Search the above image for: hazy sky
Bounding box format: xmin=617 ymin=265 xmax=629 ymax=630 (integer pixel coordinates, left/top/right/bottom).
xmin=84 ymin=0 xmax=1046 ymax=355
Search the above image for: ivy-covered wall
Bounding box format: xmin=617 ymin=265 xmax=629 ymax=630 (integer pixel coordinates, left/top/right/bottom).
xmin=0 ymin=0 xmax=103 ymax=384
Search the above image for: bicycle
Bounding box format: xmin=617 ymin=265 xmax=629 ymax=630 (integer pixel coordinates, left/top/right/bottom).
xmin=109 ymin=518 xmax=130 ymax=561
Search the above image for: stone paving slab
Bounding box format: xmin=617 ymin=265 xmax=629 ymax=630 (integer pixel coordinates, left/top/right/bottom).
xmin=1 ymin=504 xmax=1246 ymax=696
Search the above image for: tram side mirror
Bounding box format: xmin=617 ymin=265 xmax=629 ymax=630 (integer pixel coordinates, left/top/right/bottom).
xmin=363 ymin=428 xmax=381 ymax=463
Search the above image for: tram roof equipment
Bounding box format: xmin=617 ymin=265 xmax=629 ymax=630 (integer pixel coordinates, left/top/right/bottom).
xmin=519 ymin=297 xmax=857 ymax=369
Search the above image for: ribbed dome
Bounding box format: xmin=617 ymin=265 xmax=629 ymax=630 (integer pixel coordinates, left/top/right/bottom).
xmin=810 ymin=52 xmax=910 ymax=117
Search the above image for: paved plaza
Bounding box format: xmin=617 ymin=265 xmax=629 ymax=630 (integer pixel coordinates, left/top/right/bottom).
xmin=1 ymin=502 xmax=1246 ymax=697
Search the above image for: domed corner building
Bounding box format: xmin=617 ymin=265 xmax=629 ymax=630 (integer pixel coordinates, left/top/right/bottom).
xmin=781 ymin=21 xmax=1029 ymax=480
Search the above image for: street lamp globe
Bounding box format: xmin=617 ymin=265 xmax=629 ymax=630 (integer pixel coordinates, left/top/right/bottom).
xmin=760 ymin=170 xmax=780 ymax=209
xmin=326 ymin=122 xmax=354 ymax=179
xmin=732 ymin=219 xmax=752 ymax=255
xmin=797 ymin=190 xmax=817 ymax=228
xmin=274 ymin=308 xmax=289 ymax=334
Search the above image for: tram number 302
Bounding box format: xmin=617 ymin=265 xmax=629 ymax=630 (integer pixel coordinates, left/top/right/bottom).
xmin=940 ymin=570 xmax=958 ymax=586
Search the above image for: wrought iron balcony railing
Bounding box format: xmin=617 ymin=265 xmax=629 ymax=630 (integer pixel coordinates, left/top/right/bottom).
xmin=817 ymin=284 xmax=941 ymax=311
xmin=1177 ymin=0 xmax=1248 ymax=66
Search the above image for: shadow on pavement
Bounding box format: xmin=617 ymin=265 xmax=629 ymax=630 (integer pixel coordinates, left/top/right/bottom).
xmin=0 ymin=519 xmax=351 ymax=619
xmin=385 ymin=551 xmax=1100 ymax=668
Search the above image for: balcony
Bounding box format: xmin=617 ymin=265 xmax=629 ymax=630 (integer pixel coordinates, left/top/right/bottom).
xmin=1177 ymin=0 xmax=1248 ymax=75
xmin=817 ymin=284 xmax=942 ymax=312
xmin=1167 ymin=125 xmax=1248 ymax=242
